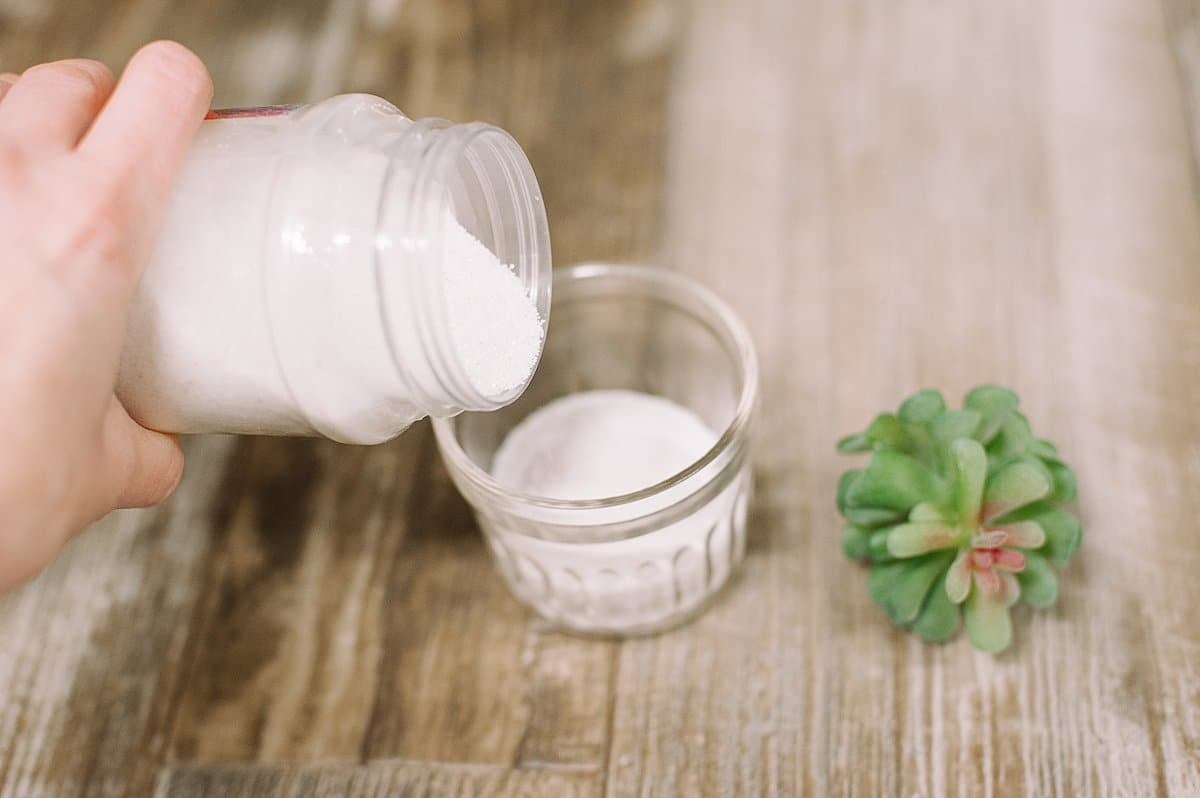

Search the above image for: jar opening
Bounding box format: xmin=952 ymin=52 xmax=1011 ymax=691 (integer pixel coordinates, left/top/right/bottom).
xmin=375 ymin=120 xmax=552 ymax=417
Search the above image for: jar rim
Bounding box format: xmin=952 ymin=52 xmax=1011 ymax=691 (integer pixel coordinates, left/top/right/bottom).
xmin=378 ymin=117 xmax=552 ymax=415
xmin=432 ymin=262 xmax=759 ymax=517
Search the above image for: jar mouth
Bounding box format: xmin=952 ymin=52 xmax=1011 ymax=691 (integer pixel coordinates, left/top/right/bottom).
xmin=432 ymin=263 xmax=760 ymax=520
xmin=377 ymin=118 xmax=551 ymax=416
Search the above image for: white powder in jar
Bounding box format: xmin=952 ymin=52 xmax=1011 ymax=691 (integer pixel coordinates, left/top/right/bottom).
xmin=492 ymin=390 xmax=715 ymax=498
xmin=440 ymin=216 xmax=543 ymax=399
xmin=485 ymin=390 xmax=749 ymax=634
xmin=118 ymin=97 xmax=545 ymax=443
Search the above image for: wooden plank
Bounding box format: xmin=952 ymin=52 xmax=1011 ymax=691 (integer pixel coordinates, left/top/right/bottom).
xmin=156 ymin=762 xmax=600 ymax=798
xmin=351 ymin=425 xmax=535 ymax=765
xmin=166 ymin=434 xmax=421 ymax=764
xmin=605 ymin=0 xmax=1200 ymax=795
xmin=342 ymin=0 xmax=675 ymax=264
xmin=0 ymin=0 xmax=341 ymax=106
xmin=1164 ymin=0 xmax=1200 ymax=180
xmin=0 ymin=436 xmax=236 ymax=798
xmin=343 ymin=0 xmax=673 ymax=767
xmin=1049 ymin=2 xmax=1200 ymax=793
xmin=514 ymin=632 xmax=616 ymax=768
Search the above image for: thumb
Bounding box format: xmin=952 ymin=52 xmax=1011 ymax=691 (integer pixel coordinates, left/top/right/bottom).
xmin=100 ymin=396 xmax=185 ymax=510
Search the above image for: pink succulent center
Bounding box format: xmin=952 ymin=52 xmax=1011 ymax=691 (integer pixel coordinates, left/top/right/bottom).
xmin=960 ymin=528 xmax=1027 ymax=596
xmin=971 ymin=548 xmax=1001 ymax=569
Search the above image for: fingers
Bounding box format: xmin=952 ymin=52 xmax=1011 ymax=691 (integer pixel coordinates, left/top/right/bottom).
xmin=0 ymin=73 xmax=17 ymax=104
xmin=0 ymin=59 xmax=115 ymax=150
xmin=99 ymin=396 xmax=185 ymax=511
xmin=81 ymin=41 xmax=211 ymax=201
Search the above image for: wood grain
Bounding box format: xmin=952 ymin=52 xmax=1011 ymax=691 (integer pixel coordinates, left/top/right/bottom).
xmin=1 ymin=0 xmax=1199 ymax=796
xmin=157 ymin=762 xmax=600 ymax=798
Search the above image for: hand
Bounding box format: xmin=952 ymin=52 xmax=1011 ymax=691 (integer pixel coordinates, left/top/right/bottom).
xmin=0 ymin=42 xmax=212 ymax=592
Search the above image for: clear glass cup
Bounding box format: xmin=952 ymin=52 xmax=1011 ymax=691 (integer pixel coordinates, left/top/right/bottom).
xmin=434 ymin=263 xmax=759 ymax=635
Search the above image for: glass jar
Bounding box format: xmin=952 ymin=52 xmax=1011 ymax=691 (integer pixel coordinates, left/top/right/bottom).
xmin=434 ymin=264 xmax=759 ymax=635
xmin=117 ymin=94 xmax=551 ymax=444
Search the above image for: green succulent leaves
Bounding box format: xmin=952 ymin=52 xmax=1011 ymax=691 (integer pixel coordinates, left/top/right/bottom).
xmin=836 ymin=386 xmax=1082 ymax=653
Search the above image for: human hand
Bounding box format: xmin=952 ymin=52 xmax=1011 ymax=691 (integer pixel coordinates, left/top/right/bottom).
xmin=0 ymin=41 xmax=212 ymax=592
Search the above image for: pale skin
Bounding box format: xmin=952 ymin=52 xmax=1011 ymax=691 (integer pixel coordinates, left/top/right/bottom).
xmin=0 ymin=41 xmax=213 ymax=593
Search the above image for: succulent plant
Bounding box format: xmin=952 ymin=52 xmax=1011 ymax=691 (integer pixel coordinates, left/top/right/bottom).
xmin=836 ymin=386 xmax=1081 ymax=653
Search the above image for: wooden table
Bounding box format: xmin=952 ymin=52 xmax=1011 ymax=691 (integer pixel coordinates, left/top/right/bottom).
xmin=3 ymin=1 xmax=1199 ymax=795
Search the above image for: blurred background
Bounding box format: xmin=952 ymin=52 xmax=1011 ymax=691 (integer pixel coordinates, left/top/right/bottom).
xmin=2 ymin=1 xmax=1200 ymax=796
xmin=0 ymin=0 xmax=677 ymax=268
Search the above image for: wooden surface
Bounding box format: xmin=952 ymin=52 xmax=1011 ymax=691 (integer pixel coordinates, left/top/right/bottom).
xmin=2 ymin=0 xmax=1200 ymax=795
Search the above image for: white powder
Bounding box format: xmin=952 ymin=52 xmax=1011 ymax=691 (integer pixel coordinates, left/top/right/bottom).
xmin=492 ymin=390 xmax=715 ymax=499
xmin=485 ymin=390 xmax=750 ymax=634
xmin=441 ymin=216 xmax=543 ymax=399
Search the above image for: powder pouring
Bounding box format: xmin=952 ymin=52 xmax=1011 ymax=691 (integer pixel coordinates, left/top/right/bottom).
xmin=434 ymin=263 xmax=759 ymax=636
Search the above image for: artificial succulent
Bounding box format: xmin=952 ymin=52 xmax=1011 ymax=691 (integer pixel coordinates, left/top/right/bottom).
xmin=836 ymin=386 xmax=1081 ymax=653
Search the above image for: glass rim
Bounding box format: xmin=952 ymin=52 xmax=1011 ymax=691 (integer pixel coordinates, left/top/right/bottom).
xmin=432 ymin=262 xmax=759 ymax=513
